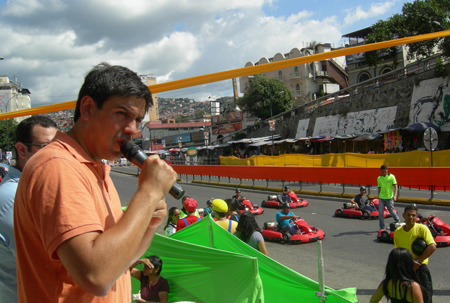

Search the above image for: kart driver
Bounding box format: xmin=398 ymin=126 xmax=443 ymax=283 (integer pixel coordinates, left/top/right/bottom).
xmin=276 ymin=203 xmax=301 ymax=236
xmin=281 ymin=186 xmax=300 ymax=203
xmin=232 ymin=188 xmax=246 ymax=201
xmin=349 ymin=186 xmax=376 ymax=213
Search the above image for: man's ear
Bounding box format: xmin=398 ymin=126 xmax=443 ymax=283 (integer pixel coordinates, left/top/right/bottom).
xmin=15 ymin=142 xmax=28 ymax=159
xmin=78 ymin=96 xmax=96 ymax=121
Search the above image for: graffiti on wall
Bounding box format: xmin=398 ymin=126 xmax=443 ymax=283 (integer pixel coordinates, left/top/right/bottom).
xmin=409 ymin=77 xmax=450 ymax=131
xmin=313 ymin=106 xmax=398 ymax=136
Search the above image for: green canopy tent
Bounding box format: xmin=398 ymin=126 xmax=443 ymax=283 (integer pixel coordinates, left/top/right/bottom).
xmin=133 ymin=215 xmax=357 ymax=303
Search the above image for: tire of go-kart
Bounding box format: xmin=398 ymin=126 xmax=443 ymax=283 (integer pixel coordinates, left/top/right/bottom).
xmin=336 ymin=209 xmax=343 ymax=215
xmin=379 ymin=231 xmax=390 ymax=242
xmin=261 ymin=200 xmax=266 ymax=207
xmin=362 ymin=211 xmax=371 ymax=220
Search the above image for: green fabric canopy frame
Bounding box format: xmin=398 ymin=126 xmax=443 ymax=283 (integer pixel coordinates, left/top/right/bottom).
xmin=131 ymin=215 xmax=357 ymax=303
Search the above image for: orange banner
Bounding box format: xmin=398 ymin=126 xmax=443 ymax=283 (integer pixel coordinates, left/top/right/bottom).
xmin=172 ymin=165 xmax=450 ymax=188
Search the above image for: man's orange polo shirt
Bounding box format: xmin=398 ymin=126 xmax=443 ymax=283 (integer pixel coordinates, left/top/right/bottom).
xmin=14 ymin=132 xmax=131 ymax=302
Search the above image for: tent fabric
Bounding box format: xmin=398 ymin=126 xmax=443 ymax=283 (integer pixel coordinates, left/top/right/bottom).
xmin=149 ymin=216 xmax=357 ymax=303
xmin=134 ymin=230 xmax=263 ymax=303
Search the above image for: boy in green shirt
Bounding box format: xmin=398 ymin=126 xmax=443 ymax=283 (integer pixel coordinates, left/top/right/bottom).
xmin=377 ymin=164 xmax=400 ymax=230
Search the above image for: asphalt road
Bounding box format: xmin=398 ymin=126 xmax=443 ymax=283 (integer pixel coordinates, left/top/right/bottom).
xmin=111 ymin=170 xmax=450 ymax=303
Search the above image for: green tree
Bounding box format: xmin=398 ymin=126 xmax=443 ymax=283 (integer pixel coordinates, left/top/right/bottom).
xmin=196 ymin=109 xmax=206 ymax=118
xmin=0 ymin=119 xmax=18 ymax=153
xmin=239 ymin=74 xmax=293 ymax=120
xmin=365 ymin=0 xmax=450 ymax=67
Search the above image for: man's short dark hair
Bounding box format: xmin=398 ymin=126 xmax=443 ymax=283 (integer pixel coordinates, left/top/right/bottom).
xmin=74 ymin=62 xmax=152 ymax=122
xmin=15 ymin=116 xmax=57 ymax=151
xmin=380 ymin=164 xmax=388 ymax=170
xmin=404 ymin=204 xmax=418 ymax=214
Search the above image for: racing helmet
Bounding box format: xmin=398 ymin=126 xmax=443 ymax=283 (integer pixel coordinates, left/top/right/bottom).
xmin=235 ymin=188 xmax=241 ymax=193
xmin=411 ymin=238 xmax=427 ymax=256
xmin=284 ymin=186 xmax=289 ymax=191
xmin=360 ymin=186 xmax=366 ymax=191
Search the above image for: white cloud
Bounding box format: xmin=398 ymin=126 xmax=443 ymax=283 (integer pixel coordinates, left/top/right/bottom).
xmin=343 ymin=1 xmax=396 ymax=26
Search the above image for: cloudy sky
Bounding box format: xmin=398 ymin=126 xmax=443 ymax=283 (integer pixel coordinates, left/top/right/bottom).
xmin=0 ymin=0 xmax=409 ymax=107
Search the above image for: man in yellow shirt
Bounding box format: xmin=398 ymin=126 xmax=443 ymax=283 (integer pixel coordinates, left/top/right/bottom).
xmin=212 ymin=199 xmax=237 ymax=233
xmin=394 ymin=204 xmax=436 ymax=303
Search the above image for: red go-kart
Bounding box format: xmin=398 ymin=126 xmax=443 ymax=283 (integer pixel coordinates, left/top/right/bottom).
xmin=377 ymin=216 xmax=450 ymax=247
xmin=261 ymin=218 xmax=325 ymax=244
xmin=236 ymin=198 xmax=264 ymax=215
xmin=334 ymin=199 xmax=396 ymax=220
xmin=261 ymin=192 xmax=308 ymax=209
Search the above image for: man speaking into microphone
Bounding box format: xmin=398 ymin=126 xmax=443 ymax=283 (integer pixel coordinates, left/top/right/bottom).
xmin=14 ymin=63 xmax=178 ymax=303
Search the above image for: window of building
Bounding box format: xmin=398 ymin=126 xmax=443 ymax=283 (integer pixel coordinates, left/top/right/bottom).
xmin=380 ymin=67 xmax=392 ymax=75
xmin=357 ymin=72 xmax=371 ymax=83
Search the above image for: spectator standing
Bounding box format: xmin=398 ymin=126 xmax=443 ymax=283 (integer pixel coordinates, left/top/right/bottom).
xmin=0 ymin=116 xmax=57 ymax=302
xmin=394 ymin=204 xmax=436 ymax=303
xmin=129 ymin=255 xmax=169 ymax=303
xmin=234 ymin=211 xmax=268 ymax=255
xmin=176 ymin=198 xmax=201 ymax=231
xmin=377 ymin=164 xmax=400 ymax=230
xmin=13 ymin=63 xmax=177 ymax=302
xmin=212 ymin=199 xmax=237 ymax=233
xmin=370 ymin=248 xmax=425 ymax=303
xmin=163 ymin=207 xmax=180 ymax=236
xmin=180 ymin=195 xmax=200 ymax=219
xmin=228 ymin=198 xmax=241 ymax=222
xmin=203 ymin=198 xmax=214 ymax=217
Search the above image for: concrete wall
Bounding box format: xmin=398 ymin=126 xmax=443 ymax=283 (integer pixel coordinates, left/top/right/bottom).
xmin=245 ymin=68 xmax=450 ymax=150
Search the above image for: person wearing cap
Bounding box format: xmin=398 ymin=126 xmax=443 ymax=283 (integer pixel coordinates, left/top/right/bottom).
xmin=276 ymin=203 xmax=301 ymax=236
xmin=179 ymin=196 xmax=201 ymax=219
xmin=176 ymin=198 xmax=202 ymax=231
xmin=280 ymin=186 xmax=300 ymax=203
xmin=212 ymin=199 xmax=237 ymax=233
xmin=349 ymin=186 xmax=376 ymax=213
xmin=394 ymin=204 xmax=436 ymax=303
xmin=232 ymin=188 xmax=246 ymax=201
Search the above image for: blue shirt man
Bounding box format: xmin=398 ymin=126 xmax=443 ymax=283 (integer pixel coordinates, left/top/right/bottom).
xmin=276 ymin=203 xmax=300 ymax=236
xmin=0 ymin=166 xmax=21 ymax=301
xmin=0 ymin=116 xmax=57 ymax=302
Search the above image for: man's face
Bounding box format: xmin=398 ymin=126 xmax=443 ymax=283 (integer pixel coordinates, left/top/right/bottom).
xmin=85 ymin=96 xmax=146 ymax=162
xmin=360 ymin=189 xmax=366 ymax=195
xmin=236 ymin=192 xmax=241 ymax=197
xmin=403 ymin=209 xmax=417 ymax=226
xmin=25 ymin=125 xmax=57 ymax=162
xmin=282 ymin=207 xmax=290 ymax=215
xmin=381 ymin=168 xmax=388 ymax=176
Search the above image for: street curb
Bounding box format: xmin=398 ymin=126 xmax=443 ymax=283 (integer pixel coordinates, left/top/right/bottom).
xmin=190 ymin=180 xmax=450 ymax=206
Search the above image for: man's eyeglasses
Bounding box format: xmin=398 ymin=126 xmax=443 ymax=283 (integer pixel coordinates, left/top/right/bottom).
xmin=24 ymin=143 xmax=51 ymax=149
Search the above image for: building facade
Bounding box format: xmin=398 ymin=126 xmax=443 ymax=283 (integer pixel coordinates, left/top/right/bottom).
xmin=239 ymin=44 xmax=348 ymax=107
xmin=342 ymin=27 xmax=415 ymax=87
xmin=0 ymin=76 xmax=31 ymax=122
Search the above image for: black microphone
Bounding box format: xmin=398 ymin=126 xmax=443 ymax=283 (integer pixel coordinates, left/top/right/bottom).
xmin=120 ymin=140 xmax=185 ymax=200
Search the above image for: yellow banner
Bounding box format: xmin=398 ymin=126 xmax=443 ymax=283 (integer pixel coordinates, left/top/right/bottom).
xmin=220 ymin=150 xmax=450 ymax=167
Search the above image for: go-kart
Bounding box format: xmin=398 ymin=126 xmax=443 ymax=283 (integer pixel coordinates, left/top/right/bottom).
xmin=261 ymin=192 xmax=308 ymax=209
xmin=261 ymin=218 xmax=325 ymax=244
xmin=334 ymin=199 xmax=396 ymax=220
xmin=236 ymin=198 xmax=264 ymax=215
xmin=377 ymin=216 xmax=450 ymax=247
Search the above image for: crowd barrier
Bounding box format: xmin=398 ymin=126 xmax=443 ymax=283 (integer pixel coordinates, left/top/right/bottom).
xmin=172 ymin=165 xmax=450 ymax=189
xmin=219 ymin=150 xmax=450 ymax=167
